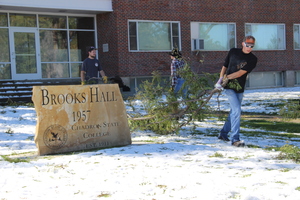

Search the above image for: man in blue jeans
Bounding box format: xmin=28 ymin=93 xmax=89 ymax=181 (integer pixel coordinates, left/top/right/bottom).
xmin=216 ymin=36 xmax=258 ymax=147
xmin=170 ymin=48 xmax=186 ymax=95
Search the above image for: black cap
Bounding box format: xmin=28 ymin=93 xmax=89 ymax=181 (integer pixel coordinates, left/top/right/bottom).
xmin=87 ymin=46 xmax=97 ymax=52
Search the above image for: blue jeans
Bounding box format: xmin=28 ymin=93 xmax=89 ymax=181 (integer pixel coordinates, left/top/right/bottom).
xmin=219 ymin=89 xmax=244 ymax=144
xmin=174 ymin=78 xmax=187 ymax=97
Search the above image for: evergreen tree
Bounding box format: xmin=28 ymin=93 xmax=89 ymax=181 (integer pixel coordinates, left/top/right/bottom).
xmin=279 ymin=99 xmax=300 ymax=119
xmin=127 ymin=59 xmax=237 ymax=135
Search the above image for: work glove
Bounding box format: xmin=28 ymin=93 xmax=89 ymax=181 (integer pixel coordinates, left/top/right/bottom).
xmin=102 ymin=76 xmax=108 ymax=84
xmin=214 ymin=77 xmax=223 ymax=90
xmin=81 ymin=81 xmax=86 ymax=85
xmin=169 ymin=86 xmax=174 ymax=92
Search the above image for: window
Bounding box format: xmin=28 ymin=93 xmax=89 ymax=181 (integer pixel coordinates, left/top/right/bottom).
xmin=40 ymin=30 xmax=68 ymax=62
xmin=245 ymin=23 xmax=285 ymax=50
xmin=69 ymin=17 xmax=94 ymax=29
xmin=39 ymin=15 xmax=67 ymax=29
xmin=69 ymin=31 xmax=95 ymax=62
xmin=190 ymin=22 xmax=236 ymax=51
xmin=42 ymin=63 xmax=69 ymax=78
xmin=293 ymin=24 xmax=300 ymax=49
xmin=129 ymin=20 xmax=180 ymax=51
xmin=247 ymin=72 xmax=283 ymax=88
xmin=38 ymin=15 xmax=96 ymax=78
xmin=10 ymin=13 xmax=37 ymax=27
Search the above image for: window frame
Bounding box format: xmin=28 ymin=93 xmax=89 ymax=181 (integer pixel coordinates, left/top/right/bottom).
xmin=190 ymin=22 xmax=236 ymax=51
xmin=128 ymin=20 xmax=181 ymax=52
xmin=245 ymin=23 xmax=286 ymax=51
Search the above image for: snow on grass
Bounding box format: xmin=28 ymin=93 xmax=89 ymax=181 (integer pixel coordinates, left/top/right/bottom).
xmin=0 ymin=87 xmax=300 ymax=200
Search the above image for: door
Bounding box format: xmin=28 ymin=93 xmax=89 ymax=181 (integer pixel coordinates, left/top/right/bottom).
xmin=10 ymin=28 xmax=41 ymax=80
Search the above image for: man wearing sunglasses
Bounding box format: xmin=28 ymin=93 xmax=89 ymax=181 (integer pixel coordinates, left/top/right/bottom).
xmin=215 ymin=36 xmax=258 ymax=147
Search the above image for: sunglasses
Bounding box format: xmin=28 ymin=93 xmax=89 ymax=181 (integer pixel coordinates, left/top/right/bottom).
xmin=244 ymin=43 xmax=254 ymax=48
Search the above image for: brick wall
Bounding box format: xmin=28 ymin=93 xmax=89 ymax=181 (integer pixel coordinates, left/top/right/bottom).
xmin=97 ymin=0 xmax=300 ymax=77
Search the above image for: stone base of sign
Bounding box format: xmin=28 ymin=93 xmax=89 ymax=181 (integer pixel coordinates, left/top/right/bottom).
xmin=32 ymin=84 xmax=131 ymax=155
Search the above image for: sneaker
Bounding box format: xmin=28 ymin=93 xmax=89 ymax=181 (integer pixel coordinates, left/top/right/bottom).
xmin=232 ymin=140 xmax=245 ymax=147
xmin=218 ymin=135 xmax=230 ymax=141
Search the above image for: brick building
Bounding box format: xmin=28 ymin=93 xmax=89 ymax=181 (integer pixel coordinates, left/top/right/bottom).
xmin=1 ymin=0 xmax=300 ymax=90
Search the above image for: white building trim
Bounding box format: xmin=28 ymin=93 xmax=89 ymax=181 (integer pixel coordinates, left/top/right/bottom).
xmin=0 ymin=0 xmax=113 ymax=14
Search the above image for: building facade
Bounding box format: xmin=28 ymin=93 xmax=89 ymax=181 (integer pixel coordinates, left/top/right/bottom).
xmin=1 ymin=0 xmax=300 ymax=89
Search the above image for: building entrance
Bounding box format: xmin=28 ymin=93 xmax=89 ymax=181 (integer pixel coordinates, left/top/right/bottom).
xmin=9 ymin=28 xmax=41 ymax=80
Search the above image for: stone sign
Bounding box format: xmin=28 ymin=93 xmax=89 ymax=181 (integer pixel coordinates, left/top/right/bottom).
xmin=32 ymin=84 xmax=131 ymax=156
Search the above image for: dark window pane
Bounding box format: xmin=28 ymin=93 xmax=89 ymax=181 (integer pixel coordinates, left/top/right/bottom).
xmin=69 ymin=17 xmax=94 ymax=29
xmin=39 ymin=15 xmax=66 ymax=29
xmin=172 ymin=23 xmax=179 ymax=48
xmin=69 ymin=31 xmax=95 ymax=61
xmin=172 ymin=23 xmax=178 ymax=37
xmin=129 ymin=22 xmax=137 ymax=50
xmin=129 ymin=22 xmax=137 ymax=35
xmin=172 ymin=37 xmax=179 ymax=48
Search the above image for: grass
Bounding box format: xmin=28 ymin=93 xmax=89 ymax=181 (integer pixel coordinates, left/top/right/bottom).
xmin=275 ymin=181 xmax=287 ymax=185
xmin=97 ymin=192 xmax=111 ymax=198
xmin=276 ymin=144 xmax=300 ymax=163
xmin=246 ymin=144 xmax=261 ymax=148
xmin=6 ymin=100 xmax=34 ymax=107
xmin=241 ymin=119 xmax=300 ymax=133
xmin=242 ymin=174 xmax=252 ymax=178
xmin=195 ymin=115 xmax=300 ymax=140
xmin=209 ymin=152 xmax=224 ymax=158
xmin=0 ymin=155 xmax=29 ymax=163
xmin=240 ymin=130 xmax=300 ymax=142
xmin=280 ymin=168 xmax=292 ymax=172
xmin=0 ymin=151 xmax=40 ymax=163
xmin=157 ymin=113 xmax=300 ymax=164
xmin=5 ymin=128 xmax=14 ymax=134
xmin=193 ymin=115 xmax=300 ymax=163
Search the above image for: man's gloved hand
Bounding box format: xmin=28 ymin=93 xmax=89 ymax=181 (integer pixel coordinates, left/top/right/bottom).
xmin=81 ymin=81 xmax=86 ymax=85
xmin=102 ymin=76 xmax=108 ymax=84
xmin=169 ymin=86 xmax=174 ymax=92
xmin=214 ymin=77 xmax=223 ymax=90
